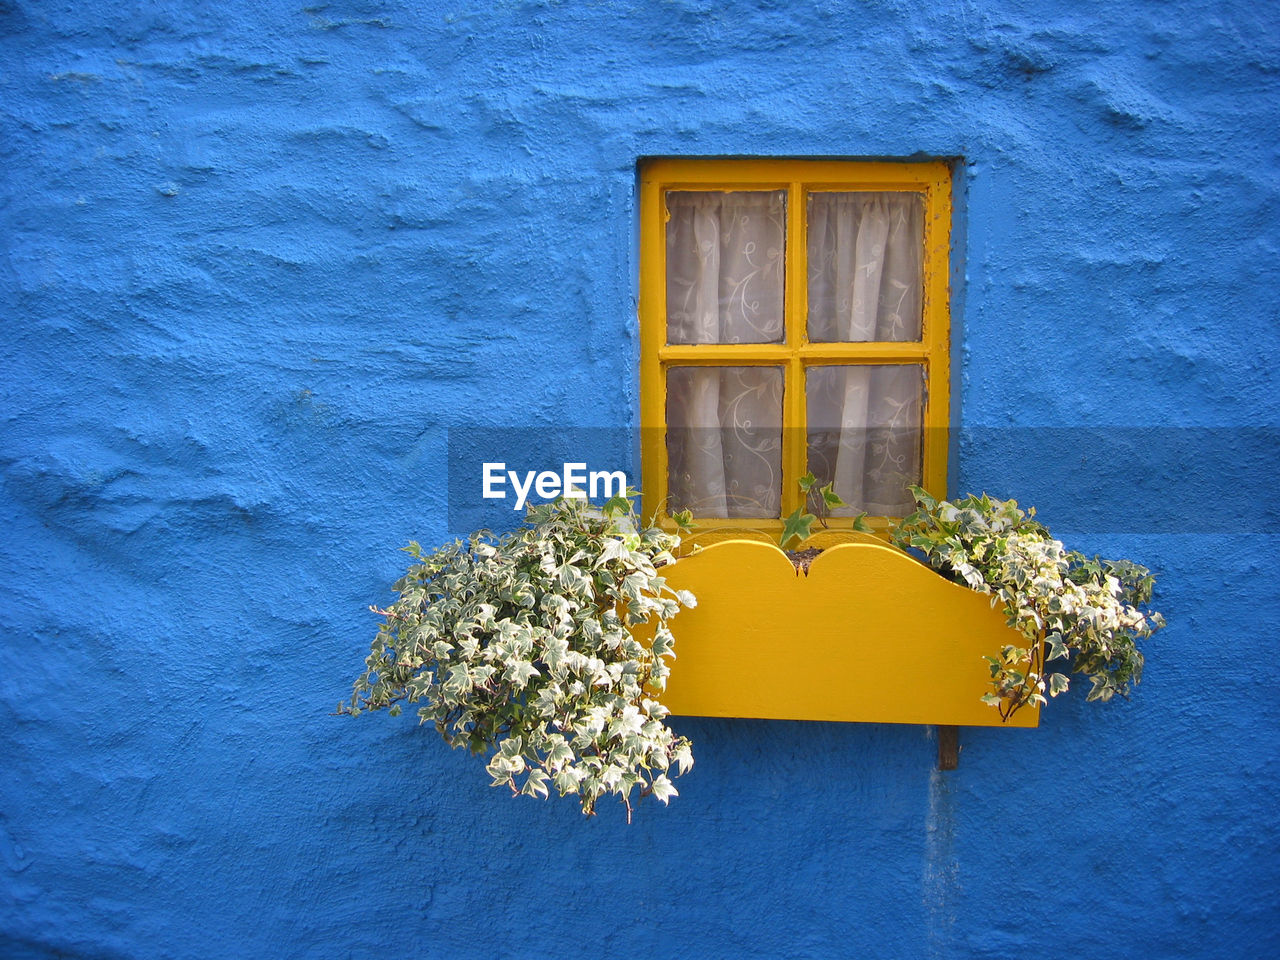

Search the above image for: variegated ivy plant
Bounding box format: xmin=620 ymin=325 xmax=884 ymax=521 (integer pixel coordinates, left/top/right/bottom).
xmin=339 ymin=495 xmax=695 ymax=820
xmin=890 ymin=487 xmax=1165 ymax=721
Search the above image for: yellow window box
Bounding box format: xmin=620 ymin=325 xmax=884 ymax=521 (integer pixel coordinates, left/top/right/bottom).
xmin=655 ymin=539 xmax=1039 ymax=729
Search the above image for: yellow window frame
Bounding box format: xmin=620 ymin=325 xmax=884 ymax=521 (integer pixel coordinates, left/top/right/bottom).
xmin=638 ymin=157 xmax=953 ymax=540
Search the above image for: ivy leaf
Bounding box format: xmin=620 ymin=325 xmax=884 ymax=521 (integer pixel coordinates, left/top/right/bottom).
xmin=503 ymin=659 xmax=539 ymax=689
xmin=908 ymin=484 xmax=937 ymax=509
xmin=554 ymin=765 xmax=585 ymax=795
xmin=779 ymin=507 xmax=816 ymax=549
xmin=601 ymin=493 xmax=632 ymax=517
xmin=673 ymin=741 xmax=694 ymax=775
xmin=649 ymin=774 xmax=678 ymax=804
xmin=819 ymin=483 xmax=845 ymax=510
xmin=595 ymin=537 xmax=630 ymax=567
xmin=851 ymin=511 xmax=871 ymax=533
xmin=671 ymin=509 xmax=695 ymax=534
xmin=544 ymin=736 xmax=574 ymax=769
xmin=1046 ymin=634 xmax=1069 ymax=661
xmin=521 ymin=769 xmax=551 ymax=798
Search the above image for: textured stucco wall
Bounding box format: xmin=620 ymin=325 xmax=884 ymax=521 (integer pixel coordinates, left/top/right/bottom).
xmin=3 ymin=1 xmax=1278 ymax=958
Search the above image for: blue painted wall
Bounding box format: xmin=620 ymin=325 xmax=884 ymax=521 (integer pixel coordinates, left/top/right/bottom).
xmin=3 ymin=1 xmax=1278 ymax=957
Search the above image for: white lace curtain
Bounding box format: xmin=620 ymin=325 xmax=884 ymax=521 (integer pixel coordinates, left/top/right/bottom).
xmin=665 ymin=191 xmax=785 ymax=518
xmin=664 ymin=190 xmax=923 ymax=519
xmin=806 ymin=193 xmax=923 ymax=517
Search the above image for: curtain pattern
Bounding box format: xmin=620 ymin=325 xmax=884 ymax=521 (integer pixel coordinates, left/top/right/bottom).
xmin=665 ymin=191 xmax=785 ymax=345
xmin=663 ymin=189 xmax=923 ymax=519
xmin=805 ymin=365 xmax=922 ymax=516
xmin=807 ymin=192 xmax=922 ymax=342
xmin=805 ymin=193 xmax=924 ymax=515
xmin=666 ymin=366 xmax=783 ymax=518
xmin=665 ymin=192 xmax=785 ymax=518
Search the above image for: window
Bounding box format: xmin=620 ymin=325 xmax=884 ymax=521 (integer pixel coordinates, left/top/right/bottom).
xmin=639 ymin=159 xmax=952 ymax=538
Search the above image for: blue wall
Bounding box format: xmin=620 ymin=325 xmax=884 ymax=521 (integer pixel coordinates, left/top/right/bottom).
xmin=3 ymin=1 xmax=1278 ymax=957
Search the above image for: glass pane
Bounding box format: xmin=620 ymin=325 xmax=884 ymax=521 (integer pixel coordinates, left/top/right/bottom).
xmin=666 ymin=366 xmax=783 ymax=518
xmin=807 ymin=192 xmax=922 ymax=342
xmin=806 ymin=365 xmax=922 ymax=516
xmin=665 ymin=190 xmax=786 ymax=344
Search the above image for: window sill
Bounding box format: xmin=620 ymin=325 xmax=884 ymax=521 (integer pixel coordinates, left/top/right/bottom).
xmin=656 ymin=540 xmax=1040 ymax=729
xmin=664 ymin=523 xmax=896 ymax=550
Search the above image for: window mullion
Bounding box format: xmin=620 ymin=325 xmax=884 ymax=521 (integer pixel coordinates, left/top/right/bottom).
xmin=657 ymin=345 xmax=790 ymax=363
xmin=921 ymin=171 xmax=952 ymax=500
xmin=639 ymin=174 xmax=668 ymax=526
xmin=782 ymin=180 xmax=806 ymax=517
xmin=799 ymin=343 xmax=931 ymax=363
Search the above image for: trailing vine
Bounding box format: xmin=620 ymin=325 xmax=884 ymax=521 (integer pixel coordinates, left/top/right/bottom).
xmin=341 ymin=485 xmax=1165 ymax=816
xmin=338 ymin=495 xmax=695 ymax=819
xmin=890 ymin=487 xmax=1164 ymax=721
